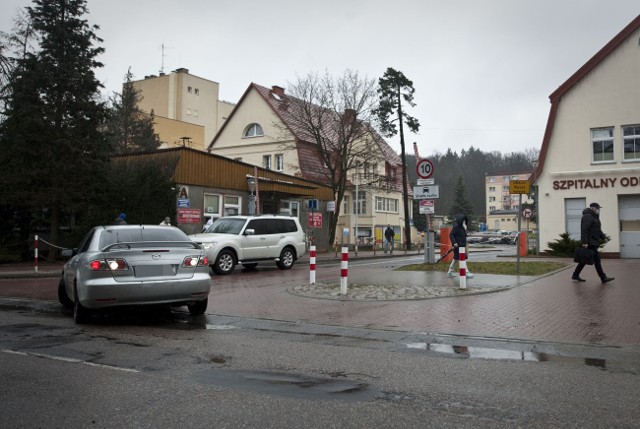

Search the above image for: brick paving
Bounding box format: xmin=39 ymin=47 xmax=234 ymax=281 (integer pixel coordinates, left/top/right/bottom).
xmin=1 ymin=253 xmax=639 ymax=347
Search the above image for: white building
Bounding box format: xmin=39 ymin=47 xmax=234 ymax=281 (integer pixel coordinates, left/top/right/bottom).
xmin=535 ymin=15 xmax=640 ymax=258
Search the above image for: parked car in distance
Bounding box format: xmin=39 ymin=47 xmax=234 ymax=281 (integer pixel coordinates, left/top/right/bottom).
xmin=188 ymin=215 xmax=306 ymax=275
xmin=58 ymin=225 xmax=212 ymax=324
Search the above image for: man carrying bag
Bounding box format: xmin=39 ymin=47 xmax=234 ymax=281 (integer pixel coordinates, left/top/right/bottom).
xmin=571 ymin=202 xmax=614 ymax=283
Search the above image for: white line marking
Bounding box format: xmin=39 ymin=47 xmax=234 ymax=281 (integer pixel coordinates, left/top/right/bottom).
xmin=1 ymin=349 xmax=139 ymax=373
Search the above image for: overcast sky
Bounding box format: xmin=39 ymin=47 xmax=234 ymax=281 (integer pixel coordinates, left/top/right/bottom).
xmin=2 ymin=1 xmax=639 ymax=156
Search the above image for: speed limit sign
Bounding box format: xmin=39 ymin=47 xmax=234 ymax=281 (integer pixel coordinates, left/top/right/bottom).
xmin=416 ymin=159 xmax=434 ymax=179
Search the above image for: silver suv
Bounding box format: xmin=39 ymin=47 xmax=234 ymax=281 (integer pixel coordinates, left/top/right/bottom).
xmin=188 ymin=215 xmax=306 ymax=275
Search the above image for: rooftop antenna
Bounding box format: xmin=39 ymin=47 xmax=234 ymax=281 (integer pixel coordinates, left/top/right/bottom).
xmin=159 ymin=43 xmax=168 ymax=75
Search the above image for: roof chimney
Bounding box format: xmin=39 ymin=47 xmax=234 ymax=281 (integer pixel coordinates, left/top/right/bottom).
xmin=344 ymin=108 xmax=356 ymax=123
xmin=272 ymin=85 xmax=285 ymax=97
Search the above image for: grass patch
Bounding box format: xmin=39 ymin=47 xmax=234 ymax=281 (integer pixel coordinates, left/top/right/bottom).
xmin=396 ymin=261 xmax=569 ymax=276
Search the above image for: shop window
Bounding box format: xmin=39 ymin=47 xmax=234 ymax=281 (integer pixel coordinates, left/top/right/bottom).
xmin=204 ymin=194 xmax=221 ymax=217
xmin=224 ymin=195 xmax=241 ymax=216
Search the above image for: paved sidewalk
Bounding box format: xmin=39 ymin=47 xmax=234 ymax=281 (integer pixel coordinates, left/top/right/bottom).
xmin=2 ymin=250 xmax=638 ymax=347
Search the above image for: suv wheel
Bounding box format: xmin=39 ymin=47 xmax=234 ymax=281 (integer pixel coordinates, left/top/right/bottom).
xmin=276 ymin=247 xmax=296 ymax=270
xmin=214 ymin=249 xmax=236 ymax=275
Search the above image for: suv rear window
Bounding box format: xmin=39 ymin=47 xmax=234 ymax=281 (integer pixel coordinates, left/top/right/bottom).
xmin=246 ymin=218 xmax=298 ymax=235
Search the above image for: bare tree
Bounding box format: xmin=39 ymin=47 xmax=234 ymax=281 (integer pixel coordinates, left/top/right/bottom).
xmin=282 ymin=70 xmax=383 ymax=246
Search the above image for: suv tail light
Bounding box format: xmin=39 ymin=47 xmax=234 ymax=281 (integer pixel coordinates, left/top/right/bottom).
xmin=89 ymin=258 xmax=129 ymax=271
xmin=182 ymin=256 xmax=208 ymax=268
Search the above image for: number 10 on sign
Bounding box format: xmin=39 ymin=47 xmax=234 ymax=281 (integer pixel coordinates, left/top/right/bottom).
xmin=416 ymin=159 xmax=434 ymax=179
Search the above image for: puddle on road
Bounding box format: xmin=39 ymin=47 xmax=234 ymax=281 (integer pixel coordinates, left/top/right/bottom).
xmin=407 ymin=342 xmax=608 ymax=369
xmin=196 ymin=368 xmax=378 ymax=402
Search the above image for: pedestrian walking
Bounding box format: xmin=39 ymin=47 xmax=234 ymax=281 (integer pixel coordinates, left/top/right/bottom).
xmin=114 ymin=213 xmax=127 ymax=225
xmin=203 ymin=217 xmax=214 ymax=232
xmin=448 ymin=213 xmax=474 ymax=278
xmin=384 ymin=225 xmax=395 ymax=254
xmin=159 ymin=216 xmax=171 ymax=226
xmin=572 ymin=202 xmax=614 ymax=283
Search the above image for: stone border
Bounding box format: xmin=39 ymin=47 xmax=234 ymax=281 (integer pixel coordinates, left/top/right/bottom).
xmin=288 ymin=283 xmax=510 ymax=301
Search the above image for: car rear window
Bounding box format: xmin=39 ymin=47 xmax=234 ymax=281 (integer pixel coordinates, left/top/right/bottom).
xmin=99 ymin=227 xmax=189 ymax=248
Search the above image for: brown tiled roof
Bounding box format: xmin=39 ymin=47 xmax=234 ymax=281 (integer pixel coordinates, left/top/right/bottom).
xmin=209 ymin=81 xmax=409 ymax=192
xmin=533 ymin=15 xmax=640 ymax=184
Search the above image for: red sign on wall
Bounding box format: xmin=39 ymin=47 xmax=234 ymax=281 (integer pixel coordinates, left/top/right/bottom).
xmin=177 ymin=208 xmax=201 ymax=224
xmin=308 ymin=212 xmax=322 ymax=228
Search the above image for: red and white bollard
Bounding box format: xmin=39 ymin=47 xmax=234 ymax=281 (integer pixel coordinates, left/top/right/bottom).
xmin=309 ymin=246 xmax=316 ymax=284
xmin=340 ymin=247 xmax=348 ymax=295
xmin=34 ymin=234 xmax=39 ymax=274
xmin=459 ymin=246 xmax=467 ymax=289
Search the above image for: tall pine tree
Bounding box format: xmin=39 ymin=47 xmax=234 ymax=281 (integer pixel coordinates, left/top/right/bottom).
xmin=105 ymin=68 xmax=161 ymax=154
xmin=374 ymin=68 xmax=420 ymax=250
xmin=0 ymin=0 xmax=108 ymax=256
xmin=448 ymin=174 xmax=475 ymax=227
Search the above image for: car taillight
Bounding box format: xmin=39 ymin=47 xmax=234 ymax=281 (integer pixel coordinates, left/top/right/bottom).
xmin=89 ymin=259 xmax=129 ymax=271
xmin=182 ymin=256 xmax=208 ymax=268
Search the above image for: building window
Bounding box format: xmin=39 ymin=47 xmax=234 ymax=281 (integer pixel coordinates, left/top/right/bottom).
xmin=244 ymin=123 xmax=264 ymax=138
xmin=489 ymin=186 xmax=495 ymax=192
xmin=187 ymin=86 xmax=192 ymax=93
xmin=194 ymin=88 xmax=199 ymax=95
xmin=489 ymin=196 xmax=496 ymax=202
xmin=375 ymin=196 xmax=399 ymax=213
xmin=623 ymin=125 xmax=640 ymax=161
xmin=353 ymin=191 xmax=367 ymax=215
xmin=223 ymin=195 xmax=241 ymax=216
xmin=592 ymin=127 xmax=614 ymax=163
xmin=565 ymin=198 xmax=586 ymax=241
xmin=193 ymin=109 xmax=199 ymax=117
xmin=186 ymin=108 xmax=192 ymax=116
xmin=275 ymin=154 xmax=284 ymax=171
xmin=280 ymin=201 xmax=299 ymax=217
xmin=343 ymin=195 xmax=350 ymax=214
xmin=204 ymin=194 xmax=221 ymax=217
xmin=263 ymin=155 xmax=272 ymax=170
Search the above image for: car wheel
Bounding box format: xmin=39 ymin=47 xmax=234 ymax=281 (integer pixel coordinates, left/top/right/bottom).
xmin=243 ymin=263 xmax=258 ymax=270
xmin=276 ymin=247 xmax=296 ymax=270
xmin=187 ymin=297 xmax=208 ymax=316
xmin=213 ymin=250 xmax=236 ymax=275
xmin=58 ymin=278 xmax=73 ymax=309
xmin=73 ymin=285 xmax=91 ymax=324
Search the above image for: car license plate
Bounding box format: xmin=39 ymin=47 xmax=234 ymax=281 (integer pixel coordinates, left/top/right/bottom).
xmin=134 ymin=265 xmax=175 ymax=277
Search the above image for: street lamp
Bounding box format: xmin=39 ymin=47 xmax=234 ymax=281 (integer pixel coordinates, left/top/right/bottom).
xmin=247 ymin=176 xmax=257 ymax=215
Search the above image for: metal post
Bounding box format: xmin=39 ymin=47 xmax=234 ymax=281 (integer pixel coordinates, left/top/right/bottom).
xmin=34 ymin=235 xmax=39 ymax=274
xmin=309 ymin=246 xmax=316 ymax=285
xmin=517 ymin=193 xmax=522 ymax=273
xmin=340 ymin=247 xmax=348 ymax=295
xmin=459 ymin=246 xmax=467 ymax=289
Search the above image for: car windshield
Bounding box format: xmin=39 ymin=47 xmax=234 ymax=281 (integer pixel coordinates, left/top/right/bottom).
xmin=99 ymin=227 xmax=189 ymax=248
xmin=206 ymin=218 xmax=246 ymax=234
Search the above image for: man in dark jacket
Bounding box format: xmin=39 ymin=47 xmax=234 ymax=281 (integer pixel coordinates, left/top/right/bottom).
xmin=384 ymin=225 xmax=395 ymax=254
xmin=572 ymin=202 xmax=614 ymax=283
xmin=448 ymin=213 xmax=474 ymax=278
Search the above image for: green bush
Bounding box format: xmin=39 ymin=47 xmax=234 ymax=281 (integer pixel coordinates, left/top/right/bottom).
xmin=546 ymin=233 xmax=581 ymax=257
xmin=546 ymin=232 xmax=609 ymax=257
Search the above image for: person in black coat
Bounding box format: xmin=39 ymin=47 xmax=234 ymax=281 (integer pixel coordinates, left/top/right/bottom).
xmin=448 ymin=213 xmax=474 ymax=278
xmin=572 ymin=202 xmax=614 ymax=283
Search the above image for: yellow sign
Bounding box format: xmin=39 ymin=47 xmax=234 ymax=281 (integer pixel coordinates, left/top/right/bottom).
xmin=509 ymin=180 xmax=530 ymax=194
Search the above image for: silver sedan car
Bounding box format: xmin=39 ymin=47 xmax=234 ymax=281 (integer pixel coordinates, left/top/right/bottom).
xmin=58 ymin=225 xmax=212 ymax=323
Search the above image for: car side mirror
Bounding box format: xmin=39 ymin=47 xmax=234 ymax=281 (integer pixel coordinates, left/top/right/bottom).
xmin=244 ymin=229 xmax=255 ymax=236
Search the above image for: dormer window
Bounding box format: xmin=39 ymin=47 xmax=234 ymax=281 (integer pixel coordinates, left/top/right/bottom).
xmin=244 ymin=123 xmax=264 ymax=138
